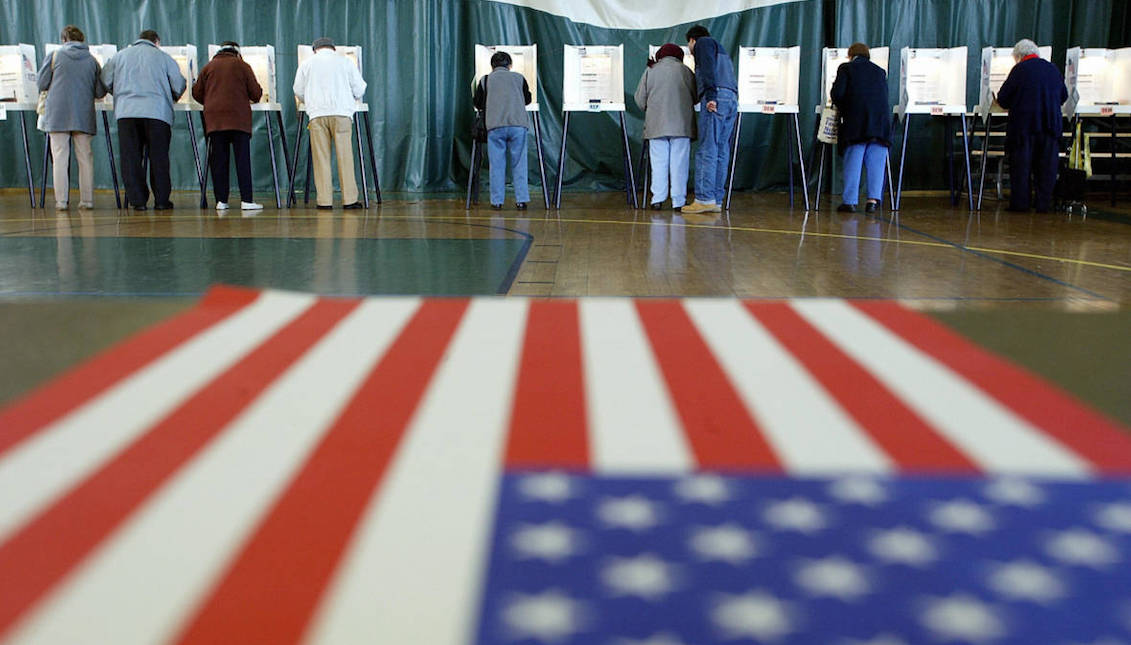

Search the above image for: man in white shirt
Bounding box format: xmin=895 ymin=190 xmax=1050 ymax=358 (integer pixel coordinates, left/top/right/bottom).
xmin=293 ymin=37 xmax=367 ymax=209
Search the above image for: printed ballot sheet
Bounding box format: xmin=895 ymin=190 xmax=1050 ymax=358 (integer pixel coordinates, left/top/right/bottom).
xmin=899 ymin=47 xmax=967 ymax=115
xmin=296 ymin=44 xmax=365 ymax=110
xmin=978 ymin=46 xmax=1051 ymax=113
xmin=208 ymin=45 xmax=277 ymax=105
xmin=648 ymin=45 xmax=695 ymax=73
xmin=474 ymin=45 xmax=539 ymax=111
xmin=1065 ymin=47 xmax=1131 ymax=115
xmin=820 ymin=47 xmax=889 ymax=107
xmin=159 ymin=45 xmax=198 ymax=107
xmin=0 ymin=44 xmax=38 ymax=104
xmin=46 ymin=43 xmax=117 ymax=108
xmin=563 ymin=44 xmax=624 ymax=111
xmin=737 ymin=46 xmax=801 ymax=113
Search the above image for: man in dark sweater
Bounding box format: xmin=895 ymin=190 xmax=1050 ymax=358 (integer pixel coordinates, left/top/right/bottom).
xmin=473 ymin=51 xmax=533 ymax=210
xmin=682 ymin=25 xmax=738 ymax=214
xmin=996 ymin=39 xmax=1068 ymax=213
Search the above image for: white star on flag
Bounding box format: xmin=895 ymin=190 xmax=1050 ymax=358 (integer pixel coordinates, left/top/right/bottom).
xmin=503 ymin=589 xmax=586 ymax=642
xmin=518 ymin=472 xmax=576 ymax=503
xmin=673 ymin=474 xmax=732 ymax=505
xmin=828 ymin=476 xmax=889 ymax=506
xmin=711 ymin=591 xmax=795 ymax=641
xmin=601 ymin=554 xmax=678 ymax=600
xmin=597 ymin=496 xmax=663 ymax=531
xmin=986 ymin=560 xmax=1067 ymax=604
xmin=510 ymin=522 xmax=582 ymax=563
xmin=839 ymin=636 xmax=911 ymax=645
xmin=919 ymin=594 xmax=1007 ymax=643
xmin=928 ymin=500 xmax=996 ymax=534
xmin=687 ymin=524 xmax=760 ymax=564
xmin=1093 ymin=503 xmax=1131 ymax=533
xmin=613 ymin=633 xmax=690 ymax=645
xmin=1044 ymin=529 xmax=1121 ymax=568
xmin=983 ymin=478 xmax=1047 ymax=507
xmin=794 ymin=556 xmax=872 ymax=601
xmin=763 ymin=498 xmax=828 ymax=534
xmin=867 ymin=527 xmax=939 ymax=567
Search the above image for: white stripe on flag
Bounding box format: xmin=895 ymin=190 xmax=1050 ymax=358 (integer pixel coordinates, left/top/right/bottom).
xmin=580 ymin=300 xmax=694 ymax=474
xmin=684 ymin=300 xmax=893 ymax=474
xmin=791 ymin=300 xmax=1091 ymax=476
xmin=3 ymin=299 xmax=421 ymax=645
xmin=0 ymin=291 xmax=315 ymax=543
xmin=304 ymin=300 xmax=528 ymax=645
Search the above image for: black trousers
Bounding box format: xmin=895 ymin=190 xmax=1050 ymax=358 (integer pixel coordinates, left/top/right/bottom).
xmin=118 ymin=117 xmax=173 ymax=207
xmin=1008 ymin=132 xmax=1059 ymax=212
xmin=208 ymin=130 xmax=253 ymax=204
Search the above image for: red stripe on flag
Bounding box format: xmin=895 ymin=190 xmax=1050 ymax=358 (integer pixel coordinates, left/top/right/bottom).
xmin=746 ymin=302 xmax=979 ymax=473
xmin=853 ymin=301 xmax=1131 ymax=473
xmin=170 ymin=299 xmax=469 ymax=645
xmin=0 ymin=286 xmax=260 ymax=458
xmin=0 ymin=298 xmax=355 ymax=640
xmin=635 ymin=301 xmax=782 ymax=470
xmin=506 ymin=301 xmax=590 ymax=469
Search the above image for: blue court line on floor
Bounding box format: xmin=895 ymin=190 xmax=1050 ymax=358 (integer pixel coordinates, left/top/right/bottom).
xmin=464 ymin=223 xmax=534 ymax=295
xmin=864 ymin=212 xmax=1112 ymax=301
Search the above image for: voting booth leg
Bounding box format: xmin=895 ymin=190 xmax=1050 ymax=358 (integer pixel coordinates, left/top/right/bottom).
xmin=554 ymin=112 xmax=570 ymax=209
xmin=287 ymin=112 xmax=307 ymax=207
xmin=791 ymin=113 xmax=811 ymax=211
xmin=724 ymin=115 xmax=743 ymax=211
xmin=895 ymin=114 xmax=912 ymax=210
xmin=39 ymin=133 xmax=50 ymax=209
xmin=19 ymin=113 xmax=35 ymax=208
xmin=264 ymin=113 xmax=282 ymax=209
xmin=960 ymin=114 xmax=975 ymax=211
xmin=465 ymin=139 xmax=480 ymax=210
xmin=276 ymin=112 xmax=292 ymax=200
xmin=532 ymin=112 xmax=550 ymax=209
xmin=202 ymin=137 xmax=213 ymax=203
xmin=352 ymin=119 xmax=370 ymax=209
xmin=813 ymin=142 xmax=827 ymax=211
xmin=976 ymin=114 xmax=993 ymax=211
xmin=618 ymin=112 xmax=639 ymax=209
xmin=186 ymin=113 xmax=207 ymax=209
xmin=637 ymin=140 xmax=650 ymax=208
xmin=885 ymin=153 xmax=896 ymax=212
xmin=1111 ymin=115 xmax=1118 ymax=207
xmin=360 ymin=113 xmax=381 ymax=205
xmin=102 ymin=112 xmax=122 ymax=209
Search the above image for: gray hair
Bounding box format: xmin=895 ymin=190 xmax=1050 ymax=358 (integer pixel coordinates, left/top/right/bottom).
xmin=1013 ymin=39 xmax=1040 ymax=60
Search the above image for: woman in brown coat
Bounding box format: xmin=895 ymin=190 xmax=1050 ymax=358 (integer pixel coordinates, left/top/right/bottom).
xmin=192 ymin=42 xmax=263 ymax=210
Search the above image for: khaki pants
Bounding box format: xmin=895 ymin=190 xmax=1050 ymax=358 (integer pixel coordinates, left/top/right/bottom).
xmin=308 ymin=115 xmax=358 ymax=207
xmin=50 ymin=131 xmax=94 ymax=208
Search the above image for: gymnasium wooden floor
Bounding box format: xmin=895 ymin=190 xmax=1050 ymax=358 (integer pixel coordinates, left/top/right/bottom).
xmin=0 ymin=188 xmax=1128 ymax=424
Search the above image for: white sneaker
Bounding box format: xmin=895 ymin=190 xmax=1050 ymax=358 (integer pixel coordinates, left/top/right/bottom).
xmin=216 ymin=201 xmax=229 ymax=210
xmin=241 ymin=201 xmax=264 ymax=210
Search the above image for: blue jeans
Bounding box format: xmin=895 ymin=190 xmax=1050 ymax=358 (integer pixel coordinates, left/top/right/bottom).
xmin=694 ymin=88 xmax=737 ymax=205
xmin=487 ymin=126 xmax=530 ymax=206
xmin=649 ymin=137 xmax=691 ymax=207
xmin=842 ymin=142 xmax=888 ymax=206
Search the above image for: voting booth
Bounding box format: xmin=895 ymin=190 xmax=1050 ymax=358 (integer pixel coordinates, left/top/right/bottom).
xmin=41 ymin=44 xmax=122 ymax=208
xmin=467 ymin=45 xmax=550 ymax=209
xmin=895 ymin=47 xmax=975 ymax=210
xmin=810 ymin=47 xmax=892 ymax=210
xmin=724 ymin=46 xmax=809 ymax=210
xmin=204 ymin=45 xmax=288 ymax=208
xmin=556 ymin=45 xmax=637 ymax=208
xmin=1064 ymin=47 xmax=1131 ymax=205
xmin=288 ymin=44 xmax=381 ymax=208
xmin=0 ymin=44 xmax=40 ymax=206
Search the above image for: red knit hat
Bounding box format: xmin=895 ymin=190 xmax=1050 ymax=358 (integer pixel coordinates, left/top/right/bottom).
xmin=656 ymin=43 xmax=685 ymax=62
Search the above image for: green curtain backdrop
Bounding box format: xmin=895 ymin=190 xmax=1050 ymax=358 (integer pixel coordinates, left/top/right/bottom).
xmin=0 ymin=0 xmax=1125 ymax=195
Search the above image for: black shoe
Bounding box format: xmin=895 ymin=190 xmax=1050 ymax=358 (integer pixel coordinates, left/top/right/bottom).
xmin=836 ymin=203 xmax=857 ymax=213
xmin=316 ymin=204 xmax=333 ymax=210
xmin=650 ymin=202 xmax=663 ymax=211
xmin=516 ymin=202 xmax=528 ymax=211
xmin=343 ymin=202 xmax=364 ymax=210
xmin=865 ymin=201 xmax=879 ymax=213
xmin=491 ymin=203 xmax=502 ymax=210
xmin=132 ymin=204 xmax=148 ymax=212
xmin=154 ymin=202 xmax=174 ymax=211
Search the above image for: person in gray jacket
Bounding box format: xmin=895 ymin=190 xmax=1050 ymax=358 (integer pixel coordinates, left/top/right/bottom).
xmin=37 ymin=25 xmax=107 ymax=211
xmin=101 ymin=30 xmax=186 ymax=211
xmin=473 ymin=51 xmax=532 ymax=210
xmin=634 ymin=44 xmax=697 ymax=211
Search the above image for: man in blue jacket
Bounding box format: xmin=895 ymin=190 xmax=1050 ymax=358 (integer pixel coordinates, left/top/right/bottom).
xmin=681 ymin=25 xmax=738 ymax=214
xmin=996 ymin=39 xmax=1067 ymax=213
xmin=102 ymin=30 xmax=186 ymax=211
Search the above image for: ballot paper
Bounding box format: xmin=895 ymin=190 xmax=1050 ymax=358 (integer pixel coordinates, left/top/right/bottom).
xmin=207 ymin=44 xmax=276 ymax=104
xmin=474 ymin=45 xmax=539 ymax=111
xmin=562 ymin=44 xmax=624 ymax=111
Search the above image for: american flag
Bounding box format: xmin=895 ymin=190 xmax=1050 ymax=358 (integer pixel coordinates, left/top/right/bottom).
xmin=1 ymin=287 xmax=1129 ymax=645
